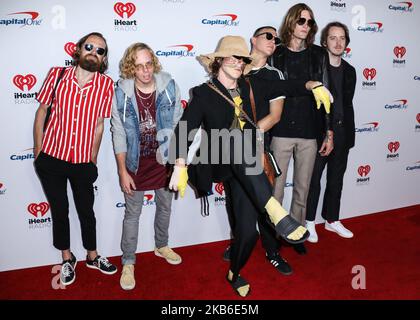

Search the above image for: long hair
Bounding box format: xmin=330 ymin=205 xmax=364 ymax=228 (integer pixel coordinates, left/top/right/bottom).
xmin=209 ymin=57 xmax=223 ymax=77
xmin=320 ymin=21 xmax=351 ymax=47
xmin=72 ymin=32 xmax=109 ymax=74
xmin=119 ymin=42 xmax=162 ymax=79
xmin=279 ymin=3 xmax=318 ymax=47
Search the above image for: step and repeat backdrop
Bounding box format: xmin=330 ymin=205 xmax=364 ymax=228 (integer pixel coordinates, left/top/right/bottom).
xmin=1 ymin=0 xmax=419 ymax=271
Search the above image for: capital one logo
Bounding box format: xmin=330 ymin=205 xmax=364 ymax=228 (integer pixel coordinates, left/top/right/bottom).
xmin=156 ymin=44 xmax=196 ymax=58
xmin=27 ymin=202 xmax=50 ymax=217
xmin=215 ymin=183 xmax=224 ymax=196
xmin=388 ymin=141 xmax=400 ymax=153
xmin=13 ymin=74 xmax=37 ymax=91
xmin=358 ymin=165 xmax=371 ymax=177
xmin=358 ymin=22 xmax=383 ymax=32
xmin=64 ymin=42 xmax=76 ymax=57
xmin=393 ymin=46 xmax=406 ymax=58
xmin=114 ymin=2 xmax=136 ymax=18
xmin=202 ymin=13 xmax=239 ymax=27
xmin=384 ymin=99 xmax=407 ymax=110
xmin=389 ymin=1 xmax=414 ymax=12
xmin=1 ymin=11 xmax=42 ymax=27
xmin=363 ymin=68 xmax=376 ymax=80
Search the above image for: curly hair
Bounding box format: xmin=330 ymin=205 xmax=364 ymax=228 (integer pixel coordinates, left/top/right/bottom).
xmin=72 ymin=32 xmax=109 ymax=74
xmin=279 ymin=3 xmax=318 ymax=47
xmin=119 ymin=43 xmax=162 ymax=79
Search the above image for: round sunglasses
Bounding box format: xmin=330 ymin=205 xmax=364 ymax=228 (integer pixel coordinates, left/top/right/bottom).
xmin=296 ymin=17 xmax=316 ymax=28
xmin=84 ymin=43 xmax=106 ymax=56
xmin=255 ymin=32 xmax=281 ymax=45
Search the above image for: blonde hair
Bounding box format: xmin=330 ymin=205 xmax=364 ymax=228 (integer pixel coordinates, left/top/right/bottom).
xmin=119 ymin=43 xmax=162 ymax=79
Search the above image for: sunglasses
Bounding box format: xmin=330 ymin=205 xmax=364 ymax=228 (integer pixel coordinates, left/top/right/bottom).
xmin=255 ymin=32 xmax=281 ymax=45
xmin=84 ymin=43 xmax=106 ymax=56
xmin=296 ymin=17 xmax=316 ymax=28
xmin=232 ymin=55 xmax=252 ymax=65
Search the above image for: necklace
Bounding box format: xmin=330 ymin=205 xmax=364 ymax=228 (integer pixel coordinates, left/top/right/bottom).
xmin=136 ymin=87 xmax=155 ymax=108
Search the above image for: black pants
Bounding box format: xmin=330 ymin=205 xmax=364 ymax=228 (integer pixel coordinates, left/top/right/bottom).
xmin=34 ymin=152 xmax=98 ymax=251
xmin=223 ymin=135 xmax=275 ymax=282
xmin=306 ymin=128 xmax=350 ymax=222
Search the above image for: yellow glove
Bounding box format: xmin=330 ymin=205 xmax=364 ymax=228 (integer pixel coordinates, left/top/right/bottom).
xmin=312 ymin=85 xmax=332 ymax=114
xmin=169 ymin=165 xmax=188 ymax=198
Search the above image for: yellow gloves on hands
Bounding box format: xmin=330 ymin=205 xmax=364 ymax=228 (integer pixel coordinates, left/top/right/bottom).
xmin=312 ymin=85 xmax=333 ymax=114
xmin=169 ymin=165 xmax=189 ymax=198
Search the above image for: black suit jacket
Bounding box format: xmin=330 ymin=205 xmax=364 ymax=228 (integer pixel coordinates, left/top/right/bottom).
xmin=172 ymin=76 xmax=308 ymax=195
xmin=328 ymin=59 xmax=357 ymax=149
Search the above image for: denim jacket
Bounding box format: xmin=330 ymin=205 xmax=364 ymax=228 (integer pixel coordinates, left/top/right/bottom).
xmin=111 ymin=71 xmax=183 ymax=173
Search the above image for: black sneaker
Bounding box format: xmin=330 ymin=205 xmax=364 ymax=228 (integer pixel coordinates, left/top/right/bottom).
xmin=86 ymin=255 xmax=117 ymax=275
xmin=222 ymin=245 xmax=231 ymax=262
xmin=60 ymin=252 xmax=77 ymax=286
xmin=293 ymin=243 xmax=307 ymax=255
xmin=266 ymin=253 xmax=293 ymax=276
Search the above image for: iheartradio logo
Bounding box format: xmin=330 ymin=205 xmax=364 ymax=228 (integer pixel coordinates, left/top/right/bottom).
xmin=114 ymin=2 xmax=136 ymax=18
xmin=417 ymin=113 xmax=420 ymax=124
xmin=358 ymin=165 xmax=371 ymax=177
xmin=363 ymin=68 xmax=376 ymax=80
xmin=215 ymin=183 xmax=224 ymax=195
xmin=181 ymin=100 xmax=188 ymax=109
xmin=13 ymin=74 xmax=37 ymax=91
xmin=27 ymin=202 xmax=50 ymax=218
xmin=394 ymin=46 xmax=406 ymax=58
xmin=388 ymin=141 xmax=400 ymax=153
xmin=64 ymin=42 xmax=76 ymax=57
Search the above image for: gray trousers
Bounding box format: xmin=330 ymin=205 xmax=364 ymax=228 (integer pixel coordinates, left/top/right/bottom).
xmin=121 ymin=187 xmax=173 ymax=265
xmin=271 ymin=137 xmax=317 ymax=224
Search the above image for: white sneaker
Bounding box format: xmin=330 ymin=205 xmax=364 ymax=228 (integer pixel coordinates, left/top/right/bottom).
xmin=325 ymin=221 xmax=353 ymax=238
xmin=120 ymin=264 xmax=135 ymax=290
xmin=305 ymin=220 xmax=318 ymax=243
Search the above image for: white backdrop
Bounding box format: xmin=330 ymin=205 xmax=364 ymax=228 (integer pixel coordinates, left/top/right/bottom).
xmin=1 ymin=0 xmax=419 ymax=272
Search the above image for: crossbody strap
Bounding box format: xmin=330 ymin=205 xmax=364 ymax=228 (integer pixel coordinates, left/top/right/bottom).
xmin=206 ymin=81 xmax=259 ymax=130
xmin=244 ymin=78 xmax=257 ymax=123
xmin=49 ymin=67 xmax=66 ymax=108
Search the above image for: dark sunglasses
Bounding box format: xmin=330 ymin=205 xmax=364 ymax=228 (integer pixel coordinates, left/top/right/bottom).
xmin=232 ymin=55 xmax=252 ymax=65
xmin=84 ymin=43 xmax=106 ymax=56
xmin=296 ymin=17 xmax=316 ymax=28
xmin=255 ymin=32 xmax=281 ymax=45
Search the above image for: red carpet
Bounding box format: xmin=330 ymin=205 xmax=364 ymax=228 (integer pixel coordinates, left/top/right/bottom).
xmin=1 ymin=205 xmax=419 ymax=300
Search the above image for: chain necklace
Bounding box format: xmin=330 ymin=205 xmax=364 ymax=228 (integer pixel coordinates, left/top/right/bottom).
xmin=136 ymin=86 xmax=155 ymax=108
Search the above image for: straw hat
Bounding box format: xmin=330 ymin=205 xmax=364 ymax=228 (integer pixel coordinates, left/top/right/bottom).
xmin=198 ymin=35 xmax=252 ymax=72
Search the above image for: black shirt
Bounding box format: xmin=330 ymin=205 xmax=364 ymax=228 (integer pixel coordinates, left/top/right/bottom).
xmin=245 ymin=64 xmax=285 ymax=122
xmin=271 ymin=48 xmax=317 ymax=139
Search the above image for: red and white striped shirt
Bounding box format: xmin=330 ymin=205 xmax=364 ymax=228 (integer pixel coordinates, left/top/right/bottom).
xmin=37 ymin=66 xmax=114 ymax=163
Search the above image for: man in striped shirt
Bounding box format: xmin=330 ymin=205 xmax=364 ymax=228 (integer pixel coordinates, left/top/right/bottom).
xmin=33 ymin=32 xmax=117 ymax=286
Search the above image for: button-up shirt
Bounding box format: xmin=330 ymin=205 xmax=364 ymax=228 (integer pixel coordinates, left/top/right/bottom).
xmin=37 ymin=66 xmax=114 ymax=163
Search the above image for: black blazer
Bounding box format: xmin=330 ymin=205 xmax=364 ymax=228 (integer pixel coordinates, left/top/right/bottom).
xmin=329 ymin=59 xmax=357 ymax=149
xmin=172 ymin=76 xmax=308 ymax=195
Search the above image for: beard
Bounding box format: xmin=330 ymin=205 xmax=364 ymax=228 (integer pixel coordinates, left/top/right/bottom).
xmin=79 ymin=54 xmax=101 ymax=72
